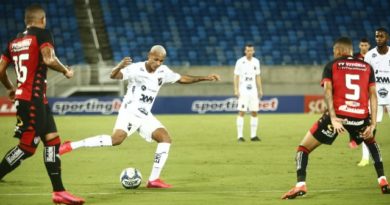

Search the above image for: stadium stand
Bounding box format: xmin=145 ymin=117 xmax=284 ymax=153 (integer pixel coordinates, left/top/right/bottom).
xmin=100 ymin=0 xmax=390 ymax=66
xmin=0 ymin=0 xmax=85 ymax=65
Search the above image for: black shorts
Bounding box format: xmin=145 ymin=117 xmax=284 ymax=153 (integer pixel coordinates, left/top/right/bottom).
xmin=309 ymin=112 xmax=371 ymax=145
xmin=14 ymin=99 xmax=57 ymax=148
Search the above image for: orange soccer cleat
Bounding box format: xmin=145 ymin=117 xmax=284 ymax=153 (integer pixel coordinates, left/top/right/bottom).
xmin=59 ymin=141 xmax=73 ymax=155
xmin=146 ymin=178 xmax=172 ymax=188
xmin=281 ymin=184 xmax=307 ymax=199
xmin=379 ymin=177 xmax=390 ymax=194
xmin=52 ymin=191 xmax=85 ymax=205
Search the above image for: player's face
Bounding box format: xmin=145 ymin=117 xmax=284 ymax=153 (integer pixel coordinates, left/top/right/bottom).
xmin=244 ymin=46 xmax=255 ymax=59
xmin=359 ymin=42 xmax=370 ymax=53
xmin=147 ymin=52 xmax=165 ymax=72
xmin=375 ymin=31 xmax=389 ymax=47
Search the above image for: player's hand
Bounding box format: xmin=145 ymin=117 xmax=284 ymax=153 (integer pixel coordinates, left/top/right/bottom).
xmin=330 ymin=117 xmax=346 ymax=134
xmin=7 ymin=88 xmax=16 ymax=101
xmin=118 ymin=57 xmax=132 ymax=69
xmin=361 ymin=124 xmax=376 ymax=140
xmin=206 ymin=74 xmax=220 ymax=81
xmin=64 ymin=67 xmax=74 ymax=79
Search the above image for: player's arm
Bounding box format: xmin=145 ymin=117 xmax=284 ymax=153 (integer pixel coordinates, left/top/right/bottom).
xmin=323 ymin=81 xmax=346 ymax=134
xmin=256 ymin=74 xmax=263 ymax=98
xmin=233 ymin=75 xmax=239 ymax=97
xmin=110 ymin=57 xmax=132 ymax=80
xmin=41 ymin=46 xmax=73 ymax=79
xmin=177 ymin=74 xmax=220 ymax=84
xmin=362 ymin=85 xmax=378 ymax=139
xmin=0 ymin=58 xmax=16 ymax=100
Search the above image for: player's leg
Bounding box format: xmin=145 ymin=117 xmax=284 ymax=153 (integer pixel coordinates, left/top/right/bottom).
xmin=0 ymin=100 xmax=36 ymax=180
xmin=236 ymin=96 xmax=246 ymax=141
xmin=357 ymin=142 xmax=370 ymax=167
xmin=249 ymin=95 xmax=260 ymax=141
xmin=386 ymin=105 xmax=390 ymax=118
xmin=60 ymin=111 xmax=141 ymax=155
xmin=282 ymin=113 xmax=336 ymax=199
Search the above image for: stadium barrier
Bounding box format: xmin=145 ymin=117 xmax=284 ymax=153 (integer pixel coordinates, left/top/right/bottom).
xmin=0 ymin=96 xmax=327 ymax=116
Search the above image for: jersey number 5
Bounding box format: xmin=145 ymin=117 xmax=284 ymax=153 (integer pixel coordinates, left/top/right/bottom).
xmin=12 ymin=54 xmax=29 ymax=83
xmin=345 ymin=74 xmax=360 ymax=100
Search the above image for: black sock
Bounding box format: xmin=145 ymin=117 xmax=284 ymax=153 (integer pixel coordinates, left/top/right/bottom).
xmin=366 ymin=141 xmax=384 ymax=177
xmin=44 ymin=143 xmax=65 ymax=191
xmin=296 ymin=146 xmax=309 ymax=182
xmin=0 ymin=146 xmax=32 ymax=180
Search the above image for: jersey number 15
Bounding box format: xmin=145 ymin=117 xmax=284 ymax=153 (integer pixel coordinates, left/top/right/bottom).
xmin=13 ymin=53 xmax=29 ymax=83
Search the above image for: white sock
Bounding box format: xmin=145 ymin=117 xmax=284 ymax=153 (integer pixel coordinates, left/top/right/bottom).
xmin=70 ymin=134 xmax=112 ymax=149
xmin=296 ymin=181 xmax=306 ymax=187
xmin=149 ymin=143 xmax=171 ymax=181
xmin=236 ymin=116 xmax=244 ymax=139
xmin=250 ymin=116 xmax=258 ymax=138
xmin=361 ymin=142 xmax=370 ymax=161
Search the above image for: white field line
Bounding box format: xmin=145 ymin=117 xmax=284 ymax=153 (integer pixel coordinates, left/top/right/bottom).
xmin=0 ymin=189 xmax=339 ymax=197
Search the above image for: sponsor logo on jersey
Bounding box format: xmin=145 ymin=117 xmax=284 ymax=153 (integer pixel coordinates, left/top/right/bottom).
xmin=321 ymin=124 xmax=336 ymax=138
xmin=378 ymin=88 xmax=388 ymax=98
xmin=343 ymin=119 xmax=364 ymax=126
xmin=246 ymin=84 xmax=252 ymax=90
xmin=44 ymin=146 xmax=55 ymax=162
xmin=345 ymin=101 xmax=360 ymax=107
xmin=338 ymin=105 xmax=365 ymax=114
xmin=372 ymin=53 xmax=377 ymax=58
xmin=5 ymin=146 xmax=25 ymax=166
xmin=137 ymin=107 xmax=148 ymax=115
xmin=139 ymin=94 xmax=154 ymax=103
xmin=11 ymin=38 xmax=32 ymax=52
xmin=376 ymin=76 xmax=390 ymax=84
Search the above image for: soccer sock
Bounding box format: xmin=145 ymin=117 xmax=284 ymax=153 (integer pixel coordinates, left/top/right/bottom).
xmin=149 ymin=143 xmax=170 ymax=181
xmin=250 ymin=116 xmax=258 ymax=138
xmin=365 ymin=139 xmax=385 ymax=178
xmin=296 ymin=145 xmax=310 ymax=182
xmin=44 ymin=137 xmax=65 ymax=192
xmin=0 ymin=146 xmax=32 ymax=180
xmin=71 ymin=134 xmax=112 ymax=149
xmin=361 ymin=142 xmax=370 ymax=161
xmin=236 ymin=116 xmax=244 ymax=138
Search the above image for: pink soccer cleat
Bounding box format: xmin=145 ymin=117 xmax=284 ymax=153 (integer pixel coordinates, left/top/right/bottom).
xmin=59 ymin=141 xmax=73 ymax=155
xmin=379 ymin=177 xmax=390 ymax=194
xmin=52 ymin=191 xmax=85 ymax=205
xmin=349 ymin=140 xmax=358 ymax=149
xmin=146 ymin=178 xmax=172 ymax=188
xmin=281 ymin=184 xmax=307 ymax=199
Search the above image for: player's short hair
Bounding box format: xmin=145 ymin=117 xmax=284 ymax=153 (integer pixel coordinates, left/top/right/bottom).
xmin=333 ymin=37 xmax=352 ymax=47
xmin=25 ymin=4 xmax=45 ymax=25
xmin=376 ymin=27 xmax=388 ymax=34
xmin=360 ymin=38 xmax=369 ymax=43
xmin=245 ymin=43 xmax=254 ymax=48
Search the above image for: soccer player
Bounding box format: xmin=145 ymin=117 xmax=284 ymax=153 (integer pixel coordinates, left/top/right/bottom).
xmin=359 ymin=27 xmax=390 ymax=167
xmin=281 ymin=37 xmax=390 ymax=199
xmin=234 ymin=44 xmax=263 ymax=142
xmin=59 ymin=45 xmax=220 ymax=188
xmin=0 ymin=4 xmax=85 ymax=205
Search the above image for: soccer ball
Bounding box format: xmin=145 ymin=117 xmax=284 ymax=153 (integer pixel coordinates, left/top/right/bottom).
xmin=119 ymin=168 xmax=142 ymax=189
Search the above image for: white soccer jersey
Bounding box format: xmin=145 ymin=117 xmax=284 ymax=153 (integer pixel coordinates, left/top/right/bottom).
xmin=234 ymin=56 xmax=261 ymax=96
xmin=120 ymin=61 xmax=181 ymax=117
xmin=365 ymin=46 xmax=390 ymax=105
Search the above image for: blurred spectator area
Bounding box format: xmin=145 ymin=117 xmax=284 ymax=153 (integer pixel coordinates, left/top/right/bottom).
xmin=0 ymin=0 xmax=85 ymax=65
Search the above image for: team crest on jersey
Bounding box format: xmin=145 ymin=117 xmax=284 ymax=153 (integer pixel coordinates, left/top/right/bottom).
xmin=141 ymin=85 xmax=146 ymax=91
xmin=158 ymin=78 xmax=163 ymax=86
xmin=378 ymin=88 xmax=388 ymax=98
xmin=372 ymin=53 xmax=377 ymax=58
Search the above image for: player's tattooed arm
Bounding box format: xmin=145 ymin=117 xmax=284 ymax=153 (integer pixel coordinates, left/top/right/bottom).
xmin=110 ymin=57 xmax=132 ymax=79
xmin=41 ymin=46 xmax=73 ymax=79
xmin=178 ymin=74 xmax=220 ymax=84
xmin=323 ymin=81 xmax=346 ymax=134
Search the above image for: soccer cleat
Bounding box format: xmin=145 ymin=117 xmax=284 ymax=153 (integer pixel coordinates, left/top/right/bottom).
xmin=237 ymin=137 xmax=245 ymax=142
xmin=379 ymin=178 xmax=390 ymax=194
xmin=349 ymin=140 xmax=358 ymax=149
xmin=250 ymin=136 xmax=261 ymax=142
xmin=52 ymin=191 xmax=85 ymax=205
xmin=146 ymin=178 xmax=172 ymax=188
xmin=281 ymin=185 xmax=307 ymax=199
xmin=59 ymin=141 xmax=73 ymax=155
xmin=357 ymin=159 xmax=369 ymax=167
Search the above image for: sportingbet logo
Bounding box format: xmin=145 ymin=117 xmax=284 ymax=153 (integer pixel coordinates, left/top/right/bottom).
xmin=52 ymin=98 xmax=122 ymax=115
xmin=191 ymin=97 xmax=278 ymax=114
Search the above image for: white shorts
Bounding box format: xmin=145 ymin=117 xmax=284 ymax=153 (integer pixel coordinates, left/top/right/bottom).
xmin=114 ymin=109 xmax=164 ymax=142
xmin=237 ymin=94 xmax=259 ymax=112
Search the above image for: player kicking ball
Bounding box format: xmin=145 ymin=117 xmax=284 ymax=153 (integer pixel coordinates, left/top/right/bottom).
xmin=281 ymin=37 xmax=390 ymax=199
xmin=60 ymin=45 xmax=220 ymax=188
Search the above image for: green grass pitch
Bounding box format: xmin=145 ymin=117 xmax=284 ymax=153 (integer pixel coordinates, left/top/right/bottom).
xmin=0 ymin=114 xmax=389 ymax=205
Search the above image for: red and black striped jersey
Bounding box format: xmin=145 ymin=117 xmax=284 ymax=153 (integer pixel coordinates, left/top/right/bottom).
xmin=321 ymin=56 xmax=376 ymax=119
xmin=1 ymin=27 xmax=54 ymax=104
